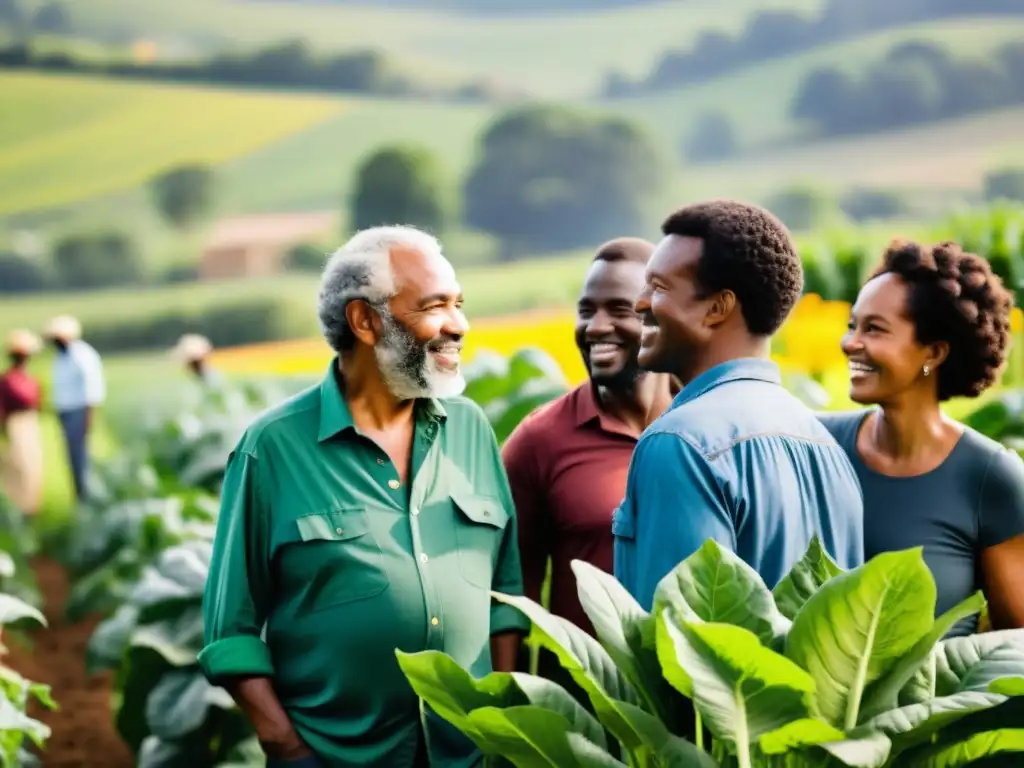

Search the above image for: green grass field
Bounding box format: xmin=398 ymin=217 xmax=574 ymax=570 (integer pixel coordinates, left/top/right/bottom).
xmin=0 ymin=73 xmax=346 ymax=216
xmin=67 ymin=0 xmax=825 ymax=97
xmin=0 ymin=249 xmax=593 ymax=338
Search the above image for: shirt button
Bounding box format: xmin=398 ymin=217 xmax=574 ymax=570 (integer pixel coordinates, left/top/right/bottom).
xmin=388 ymin=479 xmax=400 ymax=489
xmin=430 ymin=617 xmax=439 ymax=626
xmin=411 ymin=507 xmax=420 ymax=516
xmin=420 ymin=553 xmax=429 ymax=563
xmin=377 ymin=458 xmax=385 ymax=465
xmin=335 ymin=527 xmax=343 ymax=535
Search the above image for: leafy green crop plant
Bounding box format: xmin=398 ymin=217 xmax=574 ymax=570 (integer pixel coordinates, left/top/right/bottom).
xmin=397 ymin=538 xmax=1024 ymax=767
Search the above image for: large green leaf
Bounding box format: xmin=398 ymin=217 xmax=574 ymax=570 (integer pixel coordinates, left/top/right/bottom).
xmin=397 ymin=649 xmax=607 ymax=753
xmin=927 ymin=629 xmax=1024 ymax=697
xmin=465 ymin=706 xmax=580 ymax=767
xmin=145 ymin=668 xmax=235 ymax=740
xmin=652 ymin=540 xmax=789 ymax=646
xmin=855 ymin=690 xmax=1006 ymax=757
xmin=571 ymin=559 xmax=676 ymax=721
xmin=860 ymin=591 xmax=987 ymax=719
xmin=397 ymin=649 xmax=526 ymax=747
xmin=773 ymin=536 xmax=844 ymax=621
xmin=611 ymin=699 xmax=719 ymax=768
xmin=903 ymin=728 xmax=1024 ymax=767
xmin=492 ymin=592 xmax=649 ymax=753
xmin=990 ymin=677 xmax=1024 ymax=696
xmin=656 ymin=611 xmax=816 ymax=751
xmin=511 ymin=673 xmax=607 ymax=751
xmin=785 ymin=549 xmax=936 ymax=730
xmin=758 ymin=718 xmax=845 ymax=754
xmin=566 ymin=733 xmax=628 ymax=767
xmin=818 ymin=732 xmax=892 ymax=768
xmin=0 ymin=594 xmax=45 ymax=628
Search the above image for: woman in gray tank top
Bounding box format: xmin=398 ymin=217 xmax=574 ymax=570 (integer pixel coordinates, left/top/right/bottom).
xmin=818 ymin=239 xmax=1024 ymax=637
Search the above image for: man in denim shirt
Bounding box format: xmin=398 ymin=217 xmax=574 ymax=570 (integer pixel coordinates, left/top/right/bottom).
xmin=613 ymin=200 xmax=863 ymax=609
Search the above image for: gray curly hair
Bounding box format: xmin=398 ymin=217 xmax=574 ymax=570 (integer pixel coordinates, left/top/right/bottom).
xmin=317 ymin=225 xmax=443 ymax=353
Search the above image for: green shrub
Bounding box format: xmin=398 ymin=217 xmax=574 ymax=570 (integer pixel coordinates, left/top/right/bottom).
xmin=284 ymin=243 xmax=327 ymax=273
xmin=51 ymin=231 xmax=144 ymax=290
xmin=0 ymin=252 xmax=50 ymax=294
xmin=398 ymin=538 xmax=1024 ymax=767
xmin=82 ymin=298 xmax=305 ymax=354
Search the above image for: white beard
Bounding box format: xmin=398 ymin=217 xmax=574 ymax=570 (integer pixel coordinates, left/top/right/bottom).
xmin=373 ymin=311 xmax=466 ymax=401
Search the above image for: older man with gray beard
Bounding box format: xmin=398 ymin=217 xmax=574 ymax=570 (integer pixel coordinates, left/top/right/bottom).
xmin=199 ymin=226 xmax=529 ymax=768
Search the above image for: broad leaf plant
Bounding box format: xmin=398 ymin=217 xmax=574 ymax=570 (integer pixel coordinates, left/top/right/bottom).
xmin=397 ymin=538 xmax=1024 ymax=767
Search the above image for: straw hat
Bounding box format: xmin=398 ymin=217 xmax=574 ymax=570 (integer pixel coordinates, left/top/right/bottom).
xmin=6 ymin=329 xmax=42 ymax=356
xmin=43 ymin=315 xmax=82 ymax=342
xmin=171 ymin=333 xmax=213 ymax=362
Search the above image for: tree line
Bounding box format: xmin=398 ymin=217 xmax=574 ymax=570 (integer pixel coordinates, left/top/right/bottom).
xmin=0 ymin=37 xmax=499 ymax=101
xmin=604 ymin=0 xmax=1024 ymax=97
xmin=792 ymin=40 xmax=1024 ymax=138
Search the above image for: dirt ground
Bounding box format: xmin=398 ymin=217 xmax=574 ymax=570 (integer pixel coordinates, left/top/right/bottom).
xmin=5 ymin=556 xmax=134 ymax=767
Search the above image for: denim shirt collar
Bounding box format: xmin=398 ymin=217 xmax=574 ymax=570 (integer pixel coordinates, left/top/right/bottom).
xmin=669 ymin=357 xmax=782 ymax=412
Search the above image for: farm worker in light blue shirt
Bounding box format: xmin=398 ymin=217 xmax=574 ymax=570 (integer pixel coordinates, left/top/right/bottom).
xmin=43 ymin=315 xmax=105 ymax=503
xmin=613 ymin=200 xmax=863 ymax=610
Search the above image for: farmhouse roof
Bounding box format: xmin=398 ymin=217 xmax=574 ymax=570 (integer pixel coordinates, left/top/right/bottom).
xmin=203 ymin=211 xmax=337 ymax=249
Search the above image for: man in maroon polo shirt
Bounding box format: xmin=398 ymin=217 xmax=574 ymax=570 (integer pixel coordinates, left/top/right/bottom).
xmin=502 ymin=237 xmax=676 ymax=689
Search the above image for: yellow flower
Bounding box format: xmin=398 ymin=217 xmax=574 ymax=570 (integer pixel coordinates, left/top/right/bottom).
xmin=1011 ymin=307 xmax=1023 ymax=335
xmin=209 ymin=295 xmax=857 ymax=385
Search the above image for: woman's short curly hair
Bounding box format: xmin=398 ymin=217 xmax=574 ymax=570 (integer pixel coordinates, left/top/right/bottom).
xmin=870 ymin=239 xmax=1014 ymax=401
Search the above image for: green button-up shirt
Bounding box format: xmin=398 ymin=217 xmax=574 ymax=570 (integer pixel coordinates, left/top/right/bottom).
xmin=198 ymin=361 xmax=529 ymax=767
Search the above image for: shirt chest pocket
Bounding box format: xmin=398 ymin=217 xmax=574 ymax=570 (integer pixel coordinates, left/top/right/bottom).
xmin=451 ymin=489 xmax=508 ymax=590
xmin=293 ymin=508 xmax=390 ymax=611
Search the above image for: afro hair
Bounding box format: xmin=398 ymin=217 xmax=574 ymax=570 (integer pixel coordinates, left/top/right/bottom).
xmin=870 ymin=239 xmax=1014 ymax=401
xmin=661 ymin=199 xmax=803 ymax=335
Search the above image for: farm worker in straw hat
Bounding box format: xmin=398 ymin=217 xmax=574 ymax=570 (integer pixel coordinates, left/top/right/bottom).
xmin=199 ymin=225 xmax=528 ymax=767
xmin=43 ymin=314 xmax=105 ymax=504
xmin=171 ymin=333 xmax=222 ymax=387
xmin=0 ymin=330 xmax=44 ymax=515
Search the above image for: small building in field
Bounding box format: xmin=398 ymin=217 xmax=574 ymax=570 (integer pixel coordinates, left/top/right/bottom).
xmin=198 ymin=211 xmax=336 ymax=280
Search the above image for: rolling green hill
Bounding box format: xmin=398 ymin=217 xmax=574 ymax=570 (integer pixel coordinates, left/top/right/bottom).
xmin=0 ymin=72 xmax=346 ymax=216
xmin=621 ymin=16 xmax=1024 ymax=147
xmin=4 ymin=11 xmax=1024 ymax=237
xmin=65 ymin=0 xmax=825 ymax=97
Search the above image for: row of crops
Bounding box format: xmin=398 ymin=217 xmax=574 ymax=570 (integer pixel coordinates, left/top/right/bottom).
xmin=799 ymin=203 xmax=1024 ymax=308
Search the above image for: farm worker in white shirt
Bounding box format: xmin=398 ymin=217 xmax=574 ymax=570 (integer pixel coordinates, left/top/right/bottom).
xmin=43 ymin=315 xmax=105 ymax=503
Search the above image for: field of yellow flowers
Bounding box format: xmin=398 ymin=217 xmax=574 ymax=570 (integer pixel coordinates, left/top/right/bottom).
xmin=208 ymin=296 xmax=1024 ymax=406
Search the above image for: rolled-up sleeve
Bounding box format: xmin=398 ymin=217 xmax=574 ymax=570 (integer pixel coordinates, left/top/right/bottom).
xmin=198 ymin=447 xmax=275 ymax=682
xmin=622 ymin=432 xmax=734 ymax=610
xmin=485 ymin=427 xmax=531 ymax=635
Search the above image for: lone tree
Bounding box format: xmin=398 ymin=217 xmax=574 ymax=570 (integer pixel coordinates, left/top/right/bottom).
xmin=149 ymin=163 xmax=215 ymax=230
xmin=350 ymin=145 xmax=449 ymax=234
xmin=463 ymin=104 xmax=666 ymax=257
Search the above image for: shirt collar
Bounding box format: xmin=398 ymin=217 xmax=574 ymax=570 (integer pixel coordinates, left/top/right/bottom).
xmin=669 ymin=357 xmax=782 ymax=412
xmin=573 ymin=382 xmax=601 ymax=427
xmin=573 ymin=381 xmax=642 ymax=440
xmin=317 ymin=358 xmax=447 ymax=443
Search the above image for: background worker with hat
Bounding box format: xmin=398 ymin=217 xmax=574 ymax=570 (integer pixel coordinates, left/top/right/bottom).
xmin=44 ymin=315 xmax=105 ymax=504
xmin=171 ymin=333 xmax=223 ymax=388
xmin=0 ymin=330 xmax=44 ymax=515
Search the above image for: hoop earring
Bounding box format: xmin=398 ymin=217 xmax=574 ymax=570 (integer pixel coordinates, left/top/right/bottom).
xmin=923 ymin=365 xmax=931 ymax=377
